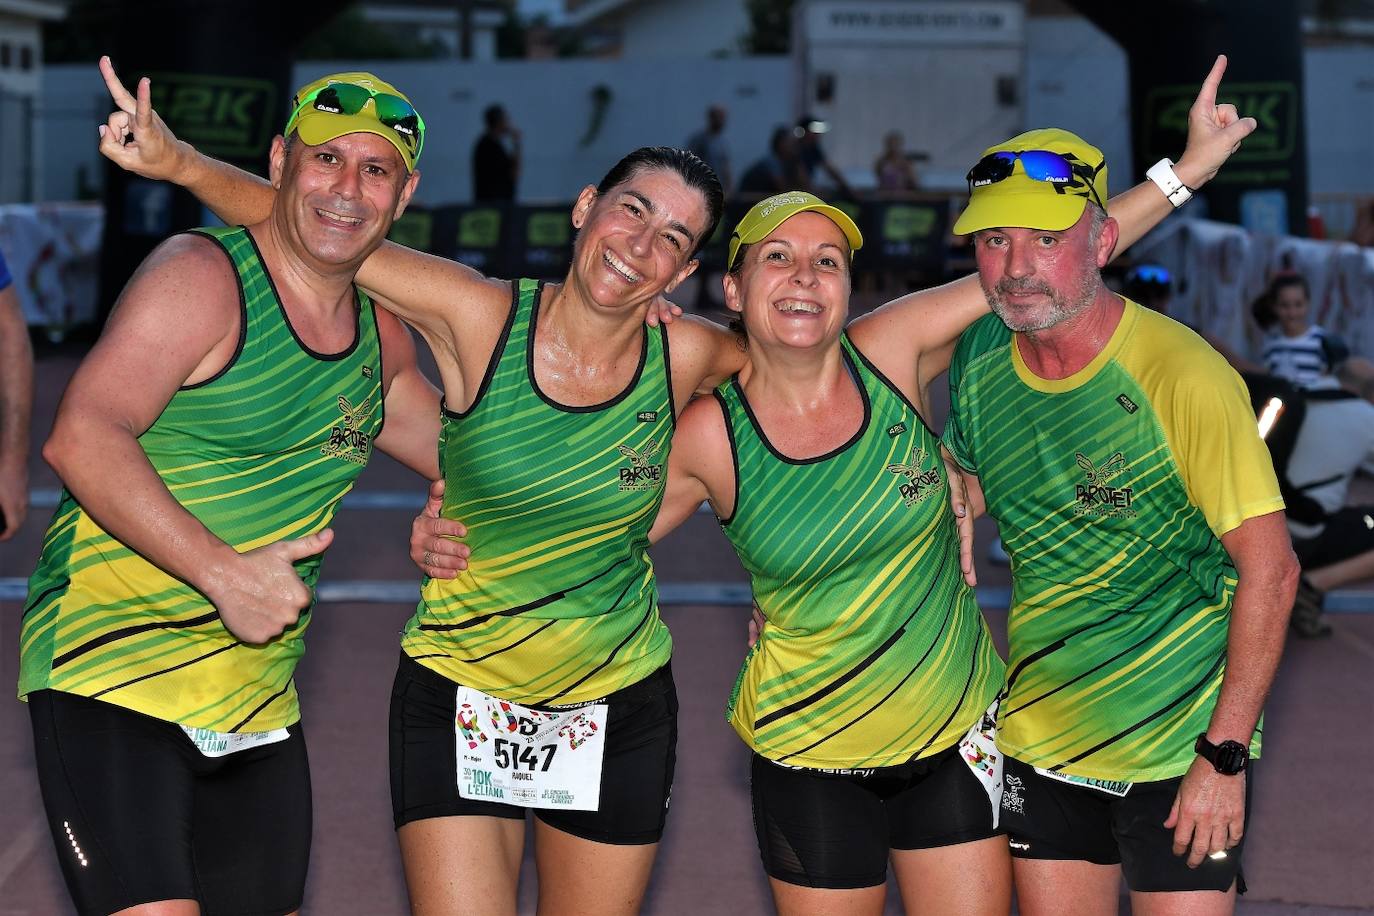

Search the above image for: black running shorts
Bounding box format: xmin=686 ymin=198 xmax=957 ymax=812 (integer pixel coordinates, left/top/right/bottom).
xmin=389 ymin=653 xmax=677 ymax=845
xmin=29 ymin=689 xmax=311 ymax=916
xmin=1292 ymin=505 xmax=1374 ymax=568
xmin=750 ymin=742 xmax=1002 ymax=889
xmin=1001 ymin=756 xmax=1251 ymax=893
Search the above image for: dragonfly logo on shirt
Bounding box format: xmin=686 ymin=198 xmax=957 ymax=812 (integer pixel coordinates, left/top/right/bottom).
xmin=321 ymin=395 xmax=375 ymax=465
xmin=617 ymin=439 xmax=663 ymax=491
xmin=1073 ymin=451 xmax=1135 ymax=518
xmin=887 ymin=447 xmax=941 ymax=507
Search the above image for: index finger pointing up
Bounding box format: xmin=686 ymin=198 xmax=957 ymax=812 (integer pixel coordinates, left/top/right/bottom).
xmin=99 ymin=55 xmax=138 ymax=114
xmin=1196 ymin=54 xmax=1229 ymax=109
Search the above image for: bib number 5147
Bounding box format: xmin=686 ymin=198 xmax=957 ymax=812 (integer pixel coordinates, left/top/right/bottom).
xmin=493 ymin=737 xmax=556 ymax=772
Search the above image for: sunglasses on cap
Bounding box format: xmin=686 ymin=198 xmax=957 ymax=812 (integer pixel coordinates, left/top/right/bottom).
xmin=1126 ymin=264 xmax=1171 ymax=285
xmin=285 ymin=82 xmax=426 ymax=159
xmin=966 ymin=150 xmax=1105 ymax=208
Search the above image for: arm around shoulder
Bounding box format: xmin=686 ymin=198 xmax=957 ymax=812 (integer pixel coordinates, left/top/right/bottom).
xmin=372 ymin=305 xmax=442 ymax=479
xmin=665 ymin=314 xmax=746 ymax=409
xmin=650 ymin=393 xmax=735 ymax=543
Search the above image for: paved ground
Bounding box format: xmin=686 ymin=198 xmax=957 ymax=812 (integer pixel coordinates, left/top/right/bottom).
xmin=2 ymin=346 xmax=1371 ymax=914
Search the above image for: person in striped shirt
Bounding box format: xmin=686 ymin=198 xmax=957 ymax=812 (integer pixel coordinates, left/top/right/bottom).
xmin=23 ymin=68 xmax=443 ymax=916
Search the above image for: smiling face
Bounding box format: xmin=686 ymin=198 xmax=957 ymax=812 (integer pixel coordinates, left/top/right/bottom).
xmin=724 ymin=210 xmax=851 ymax=352
xmin=972 ymin=207 xmax=1116 ymax=334
xmin=271 ymin=130 xmax=418 ymax=270
xmin=568 ymin=167 xmax=709 ymax=314
xmin=1273 ymin=282 xmax=1311 ymax=337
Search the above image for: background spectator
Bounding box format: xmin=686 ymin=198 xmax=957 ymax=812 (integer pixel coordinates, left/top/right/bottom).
xmin=472 ymin=103 xmax=520 ymax=202
xmin=794 ymin=114 xmax=854 ymax=199
xmin=686 ymin=104 xmax=732 ymax=195
xmin=873 ymin=130 xmax=917 ymax=192
xmin=1253 ymin=273 xmax=1340 ymax=389
xmin=1275 ymin=372 xmax=1374 ymax=636
xmin=738 ymin=125 xmax=805 ymax=196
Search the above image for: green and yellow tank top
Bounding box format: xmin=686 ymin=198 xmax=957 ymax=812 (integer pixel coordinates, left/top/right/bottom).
xmin=718 ymin=334 xmax=1004 ymax=769
xmin=945 ymin=301 xmax=1283 ymax=781
xmin=19 ymin=226 xmax=383 ymax=732
xmin=402 ymin=278 xmax=674 ymax=704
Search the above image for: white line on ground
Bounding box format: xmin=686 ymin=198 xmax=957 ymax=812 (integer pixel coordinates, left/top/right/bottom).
xmin=4 ymin=578 xmax=1374 ymax=614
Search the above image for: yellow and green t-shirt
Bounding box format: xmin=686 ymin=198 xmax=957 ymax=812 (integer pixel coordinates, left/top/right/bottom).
xmin=402 ymin=279 xmax=674 ymax=705
xmin=19 ymin=226 xmax=382 ymax=732
xmin=719 ymin=334 xmax=1004 ymax=769
xmin=945 ymin=300 xmax=1283 ymax=782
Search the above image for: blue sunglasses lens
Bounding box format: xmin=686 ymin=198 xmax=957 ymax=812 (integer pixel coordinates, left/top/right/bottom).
xmin=1017 ymin=150 xmax=1075 ymax=184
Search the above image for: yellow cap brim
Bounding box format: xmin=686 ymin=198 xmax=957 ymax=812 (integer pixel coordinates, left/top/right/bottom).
xmin=730 ymin=201 xmax=864 ymax=268
xmin=294 ymin=110 xmax=418 ymax=173
xmin=953 ymin=174 xmax=1090 ymax=235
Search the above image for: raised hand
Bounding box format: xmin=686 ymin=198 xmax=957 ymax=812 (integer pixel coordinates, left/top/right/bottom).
xmin=203 ymin=529 xmax=334 ymax=644
xmin=410 ymin=477 xmax=470 ymax=579
xmin=1176 ymin=55 xmax=1259 ymax=188
xmin=96 ymin=55 xmax=188 ymax=182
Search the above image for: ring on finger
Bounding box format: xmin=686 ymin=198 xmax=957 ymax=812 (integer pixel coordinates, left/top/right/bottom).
xmin=423 ymin=550 xmax=434 ymax=567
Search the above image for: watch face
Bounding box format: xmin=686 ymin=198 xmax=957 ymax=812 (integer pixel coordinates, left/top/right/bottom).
xmin=1216 ymin=741 xmax=1248 ymax=774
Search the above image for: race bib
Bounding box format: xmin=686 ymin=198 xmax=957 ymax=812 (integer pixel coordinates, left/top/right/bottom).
xmin=958 ymin=699 xmax=1004 ymax=828
xmin=455 ymin=686 xmax=608 ymax=811
xmin=180 ymin=725 xmax=291 ymax=758
xmin=1033 ymin=766 xmax=1132 ymax=797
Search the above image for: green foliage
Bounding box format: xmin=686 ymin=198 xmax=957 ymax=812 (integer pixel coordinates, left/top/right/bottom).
xmin=295 ymin=6 xmax=448 ymax=60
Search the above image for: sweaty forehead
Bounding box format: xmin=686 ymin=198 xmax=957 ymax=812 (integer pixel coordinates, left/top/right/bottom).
xmin=616 ymin=169 xmax=709 ymax=228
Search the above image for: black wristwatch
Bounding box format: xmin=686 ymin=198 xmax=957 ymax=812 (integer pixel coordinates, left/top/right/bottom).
xmin=1194 ymin=734 xmax=1249 ymax=775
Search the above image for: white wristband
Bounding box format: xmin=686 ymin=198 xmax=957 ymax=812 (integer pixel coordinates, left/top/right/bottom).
xmin=1146 ymin=158 xmax=1193 ymax=208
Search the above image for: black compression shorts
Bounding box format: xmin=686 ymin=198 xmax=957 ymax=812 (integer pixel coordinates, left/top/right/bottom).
xmin=29 ymin=689 xmax=311 ymax=916
xmin=389 ymin=653 xmax=677 ymax=845
xmin=750 ymin=742 xmax=1002 ymax=889
xmin=1001 ymin=756 xmax=1251 ymax=893
xmin=1292 ymin=505 xmax=1374 ymax=569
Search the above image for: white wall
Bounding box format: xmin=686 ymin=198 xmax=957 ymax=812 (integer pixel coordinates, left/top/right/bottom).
xmin=1023 ymin=16 xmax=1130 ymax=196
xmin=1304 ymin=45 xmax=1374 ymax=199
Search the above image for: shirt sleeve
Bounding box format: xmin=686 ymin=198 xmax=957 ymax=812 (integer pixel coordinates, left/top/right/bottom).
xmin=1167 ymin=358 xmax=1285 ymax=538
xmin=0 ymin=247 xmax=11 ymax=291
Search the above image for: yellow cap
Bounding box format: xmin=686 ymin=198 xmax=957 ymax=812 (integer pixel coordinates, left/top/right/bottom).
xmin=285 ymin=72 xmax=422 ymax=172
xmin=728 ymin=191 xmax=864 ymax=270
xmin=952 ymin=128 xmax=1107 ymax=235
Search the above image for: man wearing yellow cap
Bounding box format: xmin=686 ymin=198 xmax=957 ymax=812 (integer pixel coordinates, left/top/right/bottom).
xmin=20 ymin=63 xmax=442 ymax=916
xmin=943 ymin=81 xmax=1299 ymax=912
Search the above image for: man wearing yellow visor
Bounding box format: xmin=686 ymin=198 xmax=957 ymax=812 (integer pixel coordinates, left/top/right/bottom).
xmin=943 ymin=67 xmax=1298 ymax=914
xmin=21 ymin=63 xmax=445 ymax=916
